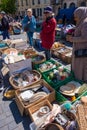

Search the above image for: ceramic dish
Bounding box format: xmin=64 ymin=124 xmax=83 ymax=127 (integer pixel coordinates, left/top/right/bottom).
xmin=4 ymin=90 xmax=15 ymax=99
xmin=20 ymin=90 xmax=34 ymax=101
xmin=59 ymin=81 xmax=81 ymax=96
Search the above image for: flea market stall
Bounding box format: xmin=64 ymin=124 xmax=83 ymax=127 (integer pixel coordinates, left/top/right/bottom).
xmin=0 ymin=36 xmax=87 ymax=130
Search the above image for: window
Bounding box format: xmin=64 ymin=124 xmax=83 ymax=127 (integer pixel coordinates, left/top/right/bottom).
xmin=37 ymin=8 xmax=39 ymax=16
xmin=44 ymin=0 xmax=46 ymax=4
xmin=25 ymin=0 xmax=28 ymax=6
xmin=69 ymin=2 xmax=75 ymax=8
xmin=21 ymin=0 xmax=23 ymax=6
xmin=80 ymin=2 xmax=86 ymax=6
xmin=40 ymin=8 xmax=42 ymax=16
xmin=33 ymin=9 xmax=36 ymax=16
xmin=38 ymin=0 xmax=40 ymax=4
xmin=32 ymin=0 xmax=35 ymax=5
xmin=16 ymin=0 xmax=19 ymax=6
xmin=63 ymin=3 xmax=67 ymax=9
xmin=56 ymin=0 xmax=59 ymax=4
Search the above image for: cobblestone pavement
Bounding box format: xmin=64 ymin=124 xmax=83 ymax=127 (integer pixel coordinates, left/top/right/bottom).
xmin=0 ymin=33 xmax=71 ymax=130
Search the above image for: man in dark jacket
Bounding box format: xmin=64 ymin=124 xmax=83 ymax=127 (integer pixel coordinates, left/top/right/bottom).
xmin=0 ymin=11 xmax=10 ymax=40
xmin=40 ymin=6 xmax=56 ymax=60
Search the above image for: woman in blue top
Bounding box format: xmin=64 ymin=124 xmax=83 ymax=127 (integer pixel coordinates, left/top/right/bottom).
xmin=22 ymin=8 xmax=36 ymax=46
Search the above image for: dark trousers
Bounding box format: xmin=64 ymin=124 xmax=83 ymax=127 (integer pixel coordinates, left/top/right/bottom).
xmin=2 ymin=30 xmax=10 ymax=40
xmin=43 ymin=48 xmax=51 ymax=60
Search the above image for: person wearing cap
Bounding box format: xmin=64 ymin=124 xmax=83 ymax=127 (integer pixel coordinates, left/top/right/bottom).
xmin=0 ymin=11 xmax=10 ymax=39
xmin=22 ymin=8 xmax=36 ymax=46
xmin=40 ymin=6 xmax=56 ymax=60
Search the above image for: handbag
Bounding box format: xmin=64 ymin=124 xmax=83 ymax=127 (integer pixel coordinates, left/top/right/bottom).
xmin=23 ymin=21 xmax=30 ymax=32
xmin=74 ymin=49 xmax=87 ymax=58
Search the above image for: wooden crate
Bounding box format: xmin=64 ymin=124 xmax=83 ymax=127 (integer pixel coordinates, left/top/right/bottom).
xmin=60 ymin=51 xmax=72 ymax=64
xmin=51 ymin=47 xmax=66 ymax=59
xmin=15 ymin=79 xmax=55 ymax=116
xmin=28 ymin=99 xmax=53 ymax=122
xmin=52 ymin=47 xmax=72 ymax=64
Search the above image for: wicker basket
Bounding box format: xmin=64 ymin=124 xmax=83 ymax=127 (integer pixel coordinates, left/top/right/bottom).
xmin=76 ymin=104 xmax=87 ymax=130
xmin=3 ymin=48 xmax=18 ymax=55
xmin=51 ymin=42 xmax=65 ymax=51
xmin=60 ymin=52 xmax=72 ymax=64
xmin=51 ymin=47 xmax=65 ymax=59
xmin=23 ymin=48 xmax=38 ymax=58
xmin=15 ymin=79 xmax=55 ymax=116
xmin=63 ymin=111 xmax=77 ymax=121
xmin=32 ymin=54 xmax=46 ymax=65
xmin=45 ymin=123 xmax=64 ymax=130
xmin=9 ymin=70 xmax=41 ymax=89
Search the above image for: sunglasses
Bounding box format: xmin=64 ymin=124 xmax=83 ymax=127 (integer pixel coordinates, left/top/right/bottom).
xmin=44 ymin=12 xmax=49 ymax=14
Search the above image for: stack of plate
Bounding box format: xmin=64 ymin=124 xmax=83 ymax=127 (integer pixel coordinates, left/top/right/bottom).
xmin=59 ymin=81 xmax=81 ymax=96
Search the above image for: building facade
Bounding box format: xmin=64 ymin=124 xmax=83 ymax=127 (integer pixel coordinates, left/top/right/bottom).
xmin=51 ymin=0 xmax=87 ymax=18
xmin=16 ymin=0 xmax=51 ymax=20
xmin=62 ymin=0 xmax=87 ymax=8
xmin=16 ymin=0 xmax=31 ymax=16
xmin=29 ymin=0 xmax=50 ymax=20
xmin=16 ymin=0 xmax=87 ymax=19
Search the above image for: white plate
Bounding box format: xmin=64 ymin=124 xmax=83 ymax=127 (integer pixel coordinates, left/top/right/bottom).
xmin=20 ymin=90 xmax=34 ymax=101
xmin=59 ymin=81 xmax=81 ymax=96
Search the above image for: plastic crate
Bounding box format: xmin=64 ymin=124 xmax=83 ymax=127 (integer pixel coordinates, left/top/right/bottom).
xmin=56 ymin=91 xmax=67 ymax=104
xmin=34 ymin=59 xmax=61 ymax=74
xmin=55 ymin=78 xmax=84 ymax=104
xmin=72 ymin=90 xmax=87 ymax=104
xmin=43 ymin=67 xmax=73 ymax=89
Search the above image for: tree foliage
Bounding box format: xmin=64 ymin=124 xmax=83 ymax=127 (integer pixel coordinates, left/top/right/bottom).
xmin=0 ymin=0 xmax=17 ymax=14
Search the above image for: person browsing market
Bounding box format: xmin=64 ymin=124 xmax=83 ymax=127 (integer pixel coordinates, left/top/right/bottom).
xmin=40 ymin=6 xmax=57 ymax=60
xmin=22 ymin=8 xmax=36 ymax=46
xmin=66 ymin=7 xmax=87 ymax=82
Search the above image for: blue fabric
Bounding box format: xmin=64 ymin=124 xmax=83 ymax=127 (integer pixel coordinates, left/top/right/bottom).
xmin=22 ymin=15 xmax=36 ymax=32
xmin=2 ymin=30 xmax=10 ymax=40
xmin=27 ymin=32 xmax=33 ymax=46
xmin=22 ymin=15 xmax=36 ymax=46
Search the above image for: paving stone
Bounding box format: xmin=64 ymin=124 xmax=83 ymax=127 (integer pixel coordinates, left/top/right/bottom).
xmin=0 ymin=113 xmax=6 ymax=121
xmin=0 ymin=125 xmax=8 ymax=130
xmin=5 ymin=115 xmax=14 ymax=124
xmin=8 ymin=121 xmax=18 ymax=130
xmin=0 ymin=105 xmax=3 ymax=114
xmin=0 ymin=119 xmax=7 ymax=128
xmin=6 ymin=110 xmax=12 ymax=117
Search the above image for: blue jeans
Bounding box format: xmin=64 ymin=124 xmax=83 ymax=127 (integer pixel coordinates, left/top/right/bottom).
xmin=2 ymin=30 xmax=10 ymax=40
xmin=43 ymin=48 xmax=51 ymax=60
xmin=27 ymin=32 xmax=33 ymax=46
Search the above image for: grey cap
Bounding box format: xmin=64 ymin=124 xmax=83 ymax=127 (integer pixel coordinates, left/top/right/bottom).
xmin=0 ymin=11 xmax=6 ymax=14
